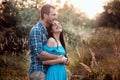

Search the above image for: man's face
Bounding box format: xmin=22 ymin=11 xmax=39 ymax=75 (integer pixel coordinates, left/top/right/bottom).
xmin=46 ymin=8 xmax=57 ymax=25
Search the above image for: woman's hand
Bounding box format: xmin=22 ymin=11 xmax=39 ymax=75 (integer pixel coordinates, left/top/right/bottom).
xmin=58 ymin=55 xmax=70 ymax=65
xmin=59 ymin=55 xmax=70 ymax=66
xmin=57 ymin=55 xmax=68 ymax=64
xmin=64 ymin=58 xmax=70 ymax=66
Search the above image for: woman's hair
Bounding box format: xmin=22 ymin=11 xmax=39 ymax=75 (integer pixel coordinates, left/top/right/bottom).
xmin=47 ymin=23 xmax=67 ymax=56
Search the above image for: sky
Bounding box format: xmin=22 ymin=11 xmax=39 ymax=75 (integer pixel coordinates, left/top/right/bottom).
xmin=46 ymin=0 xmax=108 ymax=19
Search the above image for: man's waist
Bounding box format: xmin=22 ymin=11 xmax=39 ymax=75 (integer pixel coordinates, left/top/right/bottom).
xmin=29 ymin=65 xmax=48 ymax=74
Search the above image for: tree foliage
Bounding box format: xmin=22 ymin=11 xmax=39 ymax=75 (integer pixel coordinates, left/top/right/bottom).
xmin=0 ymin=1 xmax=28 ymax=55
xmin=17 ymin=7 xmax=39 ymax=28
xmin=58 ymin=3 xmax=83 ymax=26
xmin=58 ymin=3 xmax=94 ymax=28
xmin=0 ymin=1 xmax=17 ymax=28
xmin=96 ymin=0 xmax=120 ymax=28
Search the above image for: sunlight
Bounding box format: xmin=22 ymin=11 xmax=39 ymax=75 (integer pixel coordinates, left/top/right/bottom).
xmin=46 ymin=0 xmax=68 ymax=7
xmin=70 ymin=0 xmax=107 ymax=19
xmin=46 ymin=0 xmax=107 ymax=19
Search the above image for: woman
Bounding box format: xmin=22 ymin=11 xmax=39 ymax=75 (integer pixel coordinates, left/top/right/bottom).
xmin=42 ymin=21 xmax=70 ymax=80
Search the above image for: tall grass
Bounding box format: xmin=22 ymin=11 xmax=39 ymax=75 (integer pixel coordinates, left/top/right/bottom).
xmin=68 ymin=27 xmax=120 ymax=80
xmin=0 ymin=51 xmax=30 ymax=80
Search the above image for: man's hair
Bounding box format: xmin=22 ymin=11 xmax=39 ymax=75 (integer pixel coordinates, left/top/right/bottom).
xmin=41 ymin=4 xmax=55 ymax=20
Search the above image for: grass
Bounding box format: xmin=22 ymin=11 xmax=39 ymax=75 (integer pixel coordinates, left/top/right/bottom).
xmin=68 ymin=27 xmax=120 ymax=80
xmin=0 ymin=52 xmax=30 ymax=80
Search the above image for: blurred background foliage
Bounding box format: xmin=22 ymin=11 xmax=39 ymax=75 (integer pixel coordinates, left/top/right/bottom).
xmin=96 ymin=0 xmax=120 ymax=29
xmin=0 ymin=0 xmax=120 ymax=80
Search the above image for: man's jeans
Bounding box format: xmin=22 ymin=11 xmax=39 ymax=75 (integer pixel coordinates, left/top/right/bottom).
xmin=29 ymin=71 xmax=45 ymax=80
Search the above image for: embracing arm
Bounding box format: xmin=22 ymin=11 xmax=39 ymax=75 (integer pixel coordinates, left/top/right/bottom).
xmin=36 ymin=51 xmax=60 ymax=59
xmin=42 ymin=56 xmax=67 ymax=65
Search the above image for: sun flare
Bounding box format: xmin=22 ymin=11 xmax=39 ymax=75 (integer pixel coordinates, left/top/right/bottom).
xmin=46 ymin=0 xmax=108 ymax=19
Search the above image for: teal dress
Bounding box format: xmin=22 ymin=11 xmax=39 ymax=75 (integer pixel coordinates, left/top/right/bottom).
xmin=43 ymin=44 xmax=67 ymax=80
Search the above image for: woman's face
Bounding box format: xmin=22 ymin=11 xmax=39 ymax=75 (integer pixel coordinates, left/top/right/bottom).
xmin=51 ymin=21 xmax=62 ymax=33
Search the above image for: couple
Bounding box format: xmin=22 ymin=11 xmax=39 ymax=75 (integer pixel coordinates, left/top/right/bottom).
xmin=28 ymin=4 xmax=70 ymax=80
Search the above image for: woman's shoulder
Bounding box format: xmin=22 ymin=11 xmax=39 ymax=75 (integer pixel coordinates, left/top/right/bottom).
xmin=46 ymin=37 xmax=57 ymax=47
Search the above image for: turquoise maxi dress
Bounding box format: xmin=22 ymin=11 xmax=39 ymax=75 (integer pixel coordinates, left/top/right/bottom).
xmin=43 ymin=44 xmax=67 ymax=80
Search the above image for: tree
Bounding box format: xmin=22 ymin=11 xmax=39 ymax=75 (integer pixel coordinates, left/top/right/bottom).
xmin=58 ymin=3 xmax=83 ymax=26
xmin=17 ymin=7 xmax=39 ymax=28
xmin=96 ymin=0 xmax=120 ymax=28
xmin=0 ymin=0 xmax=28 ymax=55
xmin=0 ymin=0 xmax=18 ymax=28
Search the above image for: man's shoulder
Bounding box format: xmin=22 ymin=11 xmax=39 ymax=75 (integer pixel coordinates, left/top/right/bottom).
xmin=34 ymin=22 xmax=43 ymax=28
xmin=31 ymin=22 xmax=43 ymax=31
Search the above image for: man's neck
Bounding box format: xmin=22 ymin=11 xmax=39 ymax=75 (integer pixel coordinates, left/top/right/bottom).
xmin=40 ymin=19 xmax=48 ymax=27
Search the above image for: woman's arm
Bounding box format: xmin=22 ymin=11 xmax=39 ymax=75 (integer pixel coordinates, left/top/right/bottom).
xmin=42 ymin=56 xmax=67 ymax=65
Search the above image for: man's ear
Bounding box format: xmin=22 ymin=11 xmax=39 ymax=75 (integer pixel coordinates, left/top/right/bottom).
xmin=44 ymin=14 xmax=48 ymax=19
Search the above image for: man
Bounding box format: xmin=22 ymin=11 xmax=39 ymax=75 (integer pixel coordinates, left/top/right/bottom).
xmin=28 ymin=4 xmax=68 ymax=80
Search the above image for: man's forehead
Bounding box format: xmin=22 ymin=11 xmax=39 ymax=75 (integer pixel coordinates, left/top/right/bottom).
xmin=50 ymin=8 xmax=56 ymax=14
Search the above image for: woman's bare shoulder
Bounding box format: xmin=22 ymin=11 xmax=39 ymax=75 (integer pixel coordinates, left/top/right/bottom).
xmin=46 ymin=37 xmax=56 ymax=47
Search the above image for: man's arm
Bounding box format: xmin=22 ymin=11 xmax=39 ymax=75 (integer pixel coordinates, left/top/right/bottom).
xmin=42 ymin=56 xmax=67 ymax=65
xmin=36 ymin=51 xmax=61 ymax=59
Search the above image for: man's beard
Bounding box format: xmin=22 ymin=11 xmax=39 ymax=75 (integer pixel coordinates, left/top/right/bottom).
xmin=46 ymin=19 xmax=52 ymax=26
